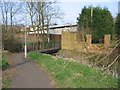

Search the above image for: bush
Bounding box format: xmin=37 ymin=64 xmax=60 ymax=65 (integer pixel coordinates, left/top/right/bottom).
xmin=3 ymin=33 xmax=22 ymax=52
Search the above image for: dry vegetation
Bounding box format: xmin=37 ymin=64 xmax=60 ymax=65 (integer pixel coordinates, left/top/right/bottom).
xmin=57 ymin=38 xmax=120 ymax=77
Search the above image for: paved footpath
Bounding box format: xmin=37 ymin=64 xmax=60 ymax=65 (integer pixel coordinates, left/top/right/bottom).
xmin=8 ymin=53 xmax=53 ymax=88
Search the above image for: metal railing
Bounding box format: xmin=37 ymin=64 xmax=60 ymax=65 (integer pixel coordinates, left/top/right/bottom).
xmin=22 ymin=40 xmax=61 ymax=52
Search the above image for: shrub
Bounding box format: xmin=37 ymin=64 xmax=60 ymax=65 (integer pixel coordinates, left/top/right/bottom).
xmin=3 ymin=34 xmax=22 ymax=52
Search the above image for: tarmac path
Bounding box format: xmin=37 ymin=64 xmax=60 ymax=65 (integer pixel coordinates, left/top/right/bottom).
xmin=8 ymin=53 xmax=53 ymax=88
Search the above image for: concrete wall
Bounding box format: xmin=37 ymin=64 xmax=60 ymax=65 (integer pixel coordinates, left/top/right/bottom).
xmin=62 ymin=31 xmax=111 ymax=52
xmin=15 ymin=34 xmax=45 ymax=43
xmin=50 ymin=34 xmax=61 ymax=42
xmin=62 ymin=31 xmax=78 ymax=50
xmin=104 ymin=35 xmax=111 ymax=48
xmin=15 ymin=33 xmax=61 ymax=43
xmin=86 ymin=35 xmax=92 ymax=46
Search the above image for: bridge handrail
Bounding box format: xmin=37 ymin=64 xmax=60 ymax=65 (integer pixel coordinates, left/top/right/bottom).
xmin=21 ymin=40 xmax=61 ymax=51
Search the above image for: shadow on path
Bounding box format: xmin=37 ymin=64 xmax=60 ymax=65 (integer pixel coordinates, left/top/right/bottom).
xmin=10 ymin=60 xmax=32 ymax=69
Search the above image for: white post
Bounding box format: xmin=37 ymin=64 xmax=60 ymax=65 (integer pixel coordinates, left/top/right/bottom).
xmin=91 ymin=6 xmax=93 ymax=22
xmin=47 ymin=27 xmax=50 ymax=43
xmin=90 ymin=6 xmax=93 ymax=34
xmin=91 ymin=6 xmax=93 ymax=17
xmin=25 ymin=26 xmax=27 ymax=58
xmin=48 ymin=37 xmax=50 ymax=43
xmin=48 ymin=30 xmax=50 ymax=43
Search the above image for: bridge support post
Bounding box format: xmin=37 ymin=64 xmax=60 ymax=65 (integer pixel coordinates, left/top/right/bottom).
xmin=104 ymin=35 xmax=110 ymax=48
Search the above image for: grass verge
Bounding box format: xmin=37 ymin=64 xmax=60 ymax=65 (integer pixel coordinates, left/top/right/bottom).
xmin=28 ymin=52 xmax=118 ymax=88
xmin=2 ymin=79 xmax=11 ymax=88
xmin=1 ymin=51 xmax=10 ymax=70
xmin=1 ymin=51 xmax=10 ymax=89
xmin=1 ymin=57 xmax=9 ymax=70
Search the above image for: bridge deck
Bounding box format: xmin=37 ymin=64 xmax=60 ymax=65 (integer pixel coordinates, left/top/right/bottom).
xmin=35 ymin=47 xmax=61 ymax=54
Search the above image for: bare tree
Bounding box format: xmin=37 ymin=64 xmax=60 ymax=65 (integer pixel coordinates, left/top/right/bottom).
xmin=0 ymin=2 xmax=23 ymax=32
xmin=25 ymin=1 xmax=63 ymax=50
xmin=26 ymin=2 xmax=37 ymax=49
xmin=44 ymin=2 xmax=63 ymax=42
xmin=9 ymin=2 xmax=23 ymax=33
xmin=0 ymin=2 xmax=10 ymax=31
xmin=0 ymin=2 xmax=24 ymax=52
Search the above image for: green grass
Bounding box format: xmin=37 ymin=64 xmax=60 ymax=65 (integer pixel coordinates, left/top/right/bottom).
xmin=0 ymin=51 xmax=9 ymax=70
xmin=1 ymin=57 xmax=9 ymax=70
xmin=1 ymin=51 xmax=10 ymax=89
xmin=28 ymin=52 xmax=118 ymax=88
xmin=2 ymin=79 xmax=11 ymax=88
xmin=0 ymin=54 xmax=9 ymax=70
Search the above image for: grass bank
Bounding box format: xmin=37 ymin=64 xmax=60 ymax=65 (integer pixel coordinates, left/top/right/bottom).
xmin=28 ymin=52 xmax=118 ymax=88
xmin=0 ymin=51 xmax=9 ymax=70
xmin=1 ymin=56 xmax=9 ymax=70
xmin=57 ymin=49 xmax=118 ymax=76
xmin=2 ymin=51 xmax=11 ymax=88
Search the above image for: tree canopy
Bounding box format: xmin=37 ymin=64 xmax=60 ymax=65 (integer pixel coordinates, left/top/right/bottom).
xmin=115 ymin=13 xmax=120 ymax=37
xmin=77 ymin=6 xmax=114 ymax=43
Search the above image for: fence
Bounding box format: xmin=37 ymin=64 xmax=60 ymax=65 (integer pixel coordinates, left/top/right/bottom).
xmin=22 ymin=40 xmax=61 ymax=51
